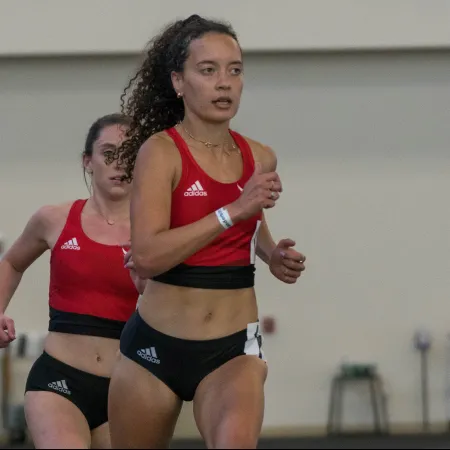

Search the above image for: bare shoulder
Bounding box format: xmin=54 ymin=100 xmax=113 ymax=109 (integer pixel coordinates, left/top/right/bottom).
xmin=139 ymin=131 xmax=180 ymax=159
xmin=134 ymin=131 xmax=181 ymax=185
xmin=32 ymin=200 xmax=76 ymax=234
xmin=3 ymin=200 xmax=80 ymax=270
xmin=36 ymin=201 xmax=74 ymax=222
xmin=135 ymin=132 xmax=181 ymax=166
xmin=239 ymin=134 xmax=277 ymax=172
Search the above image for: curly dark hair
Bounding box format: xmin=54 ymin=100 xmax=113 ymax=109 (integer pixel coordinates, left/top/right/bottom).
xmin=105 ymin=14 xmax=240 ymax=182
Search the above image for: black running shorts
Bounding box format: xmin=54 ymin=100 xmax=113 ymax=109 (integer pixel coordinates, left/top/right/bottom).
xmin=25 ymin=351 xmax=110 ymax=430
xmin=120 ymin=310 xmax=266 ymax=401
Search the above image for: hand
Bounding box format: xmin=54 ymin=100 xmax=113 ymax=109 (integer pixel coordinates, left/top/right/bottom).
xmin=269 ymin=239 xmax=306 ymax=284
xmin=0 ymin=314 xmax=16 ymax=348
xmin=123 ymin=247 xmax=147 ymax=295
xmin=228 ymin=162 xmax=282 ymax=222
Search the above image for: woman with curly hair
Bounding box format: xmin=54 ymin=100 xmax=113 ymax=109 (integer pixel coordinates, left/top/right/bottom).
xmin=107 ymin=14 xmax=306 ymax=449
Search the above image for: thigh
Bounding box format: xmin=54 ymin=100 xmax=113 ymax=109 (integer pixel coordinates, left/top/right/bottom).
xmin=25 ymin=391 xmax=91 ymax=449
xmin=108 ymin=354 xmax=183 ymax=449
xmin=91 ymin=422 xmax=111 ymax=449
xmin=193 ymin=355 xmax=268 ymax=449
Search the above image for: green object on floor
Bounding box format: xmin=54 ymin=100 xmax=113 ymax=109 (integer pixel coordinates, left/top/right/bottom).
xmin=340 ymin=363 xmax=377 ymax=378
xmin=328 ymin=362 xmax=389 ymax=435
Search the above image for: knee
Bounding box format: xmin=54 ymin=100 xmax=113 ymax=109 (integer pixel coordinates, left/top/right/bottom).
xmin=214 ymin=423 xmax=259 ymax=449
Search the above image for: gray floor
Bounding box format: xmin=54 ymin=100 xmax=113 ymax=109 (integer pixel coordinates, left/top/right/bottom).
xmin=5 ymin=434 xmax=450 ymax=449
xmin=170 ymin=435 xmax=450 ymax=449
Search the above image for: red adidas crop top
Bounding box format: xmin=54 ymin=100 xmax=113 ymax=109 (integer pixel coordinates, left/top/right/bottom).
xmin=48 ymin=199 xmax=139 ymax=339
xmin=152 ymin=127 xmax=262 ymax=290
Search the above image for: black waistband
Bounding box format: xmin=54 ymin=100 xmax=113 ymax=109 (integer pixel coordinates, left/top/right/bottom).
xmin=152 ymin=264 xmax=255 ymax=289
xmin=38 ymin=351 xmax=111 ymax=381
xmin=48 ymin=307 xmax=126 ymax=340
xmin=131 ymin=309 xmax=250 ymax=351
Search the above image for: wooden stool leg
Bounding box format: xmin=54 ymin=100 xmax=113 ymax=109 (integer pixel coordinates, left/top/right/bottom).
xmin=376 ymin=378 xmax=390 ymax=434
xmin=335 ymin=378 xmax=345 ymax=434
xmin=328 ymin=377 xmax=345 ymax=434
xmin=369 ymin=378 xmax=382 ymax=434
xmin=327 ymin=377 xmax=339 ymax=434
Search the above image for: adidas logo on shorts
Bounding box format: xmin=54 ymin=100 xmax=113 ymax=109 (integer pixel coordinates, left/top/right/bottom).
xmin=184 ymin=181 xmax=207 ymax=197
xmin=61 ymin=238 xmax=80 ymax=251
xmin=48 ymin=380 xmax=71 ymax=395
xmin=137 ymin=347 xmax=160 ymax=364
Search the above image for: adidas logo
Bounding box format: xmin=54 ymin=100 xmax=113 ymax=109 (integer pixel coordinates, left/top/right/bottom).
xmin=137 ymin=347 xmax=160 ymax=364
xmin=61 ymin=238 xmax=80 ymax=251
xmin=184 ymin=181 xmax=207 ymax=197
xmin=48 ymin=380 xmax=71 ymax=395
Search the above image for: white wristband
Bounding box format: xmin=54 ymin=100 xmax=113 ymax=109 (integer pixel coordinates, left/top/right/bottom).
xmin=215 ymin=207 xmax=234 ymax=230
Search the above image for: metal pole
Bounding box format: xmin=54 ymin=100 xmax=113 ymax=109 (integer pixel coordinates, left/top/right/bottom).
xmin=421 ymin=349 xmax=430 ymax=432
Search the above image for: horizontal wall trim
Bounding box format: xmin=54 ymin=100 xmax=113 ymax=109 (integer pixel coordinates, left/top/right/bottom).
xmin=1 ymin=0 xmax=449 ymax=57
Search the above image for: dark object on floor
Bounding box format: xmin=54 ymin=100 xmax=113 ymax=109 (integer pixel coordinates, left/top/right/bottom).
xmin=413 ymin=329 xmax=432 ymax=433
xmin=327 ymin=363 xmax=389 ymax=435
xmin=6 ymin=405 xmax=27 ymax=446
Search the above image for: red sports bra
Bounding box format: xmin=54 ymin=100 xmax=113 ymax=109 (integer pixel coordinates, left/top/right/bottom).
xmin=48 ymin=199 xmax=139 ymax=339
xmin=152 ymin=127 xmax=262 ymax=290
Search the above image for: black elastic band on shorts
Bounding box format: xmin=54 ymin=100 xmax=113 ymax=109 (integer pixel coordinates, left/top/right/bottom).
xmin=38 ymin=351 xmax=110 ymax=381
xmin=48 ymin=307 xmax=126 ymax=339
xmin=152 ymin=264 xmax=255 ymax=289
xmin=132 ymin=310 xmax=249 ymax=351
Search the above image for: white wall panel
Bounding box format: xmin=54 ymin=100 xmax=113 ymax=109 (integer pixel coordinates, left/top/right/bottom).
xmin=0 ymin=50 xmax=450 ymax=432
xmin=1 ymin=0 xmax=450 ymax=56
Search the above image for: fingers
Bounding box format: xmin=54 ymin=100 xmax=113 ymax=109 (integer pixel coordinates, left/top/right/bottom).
xmin=278 ymin=238 xmax=296 ymax=250
xmin=282 ymin=264 xmax=303 ymax=277
xmin=283 ymin=259 xmax=304 ymax=271
xmin=278 ymin=264 xmax=301 ymax=284
xmin=244 ymin=165 xmax=283 ymax=213
xmin=256 ymin=183 xmax=280 ymax=209
xmin=264 ymin=191 xmax=280 ymax=203
xmin=279 ymin=265 xmax=304 ymax=285
xmin=282 ymin=248 xmax=306 ymax=263
xmin=262 ymin=198 xmax=277 ymax=210
xmin=0 ymin=328 xmax=13 ymax=347
xmin=0 ymin=330 xmax=9 ymax=346
xmin=258 ymin=182 xmax=282 ymax=206
xmin=4 ymin=318 xmax=16 ymax=340
xmin=262 ymin=180 xmax=282 ymax=193
xmin=270 ymin=172 xmax=282 ymax=192
xmin=260 ymin=174 xmax=282 ymax=192
xmin=280 ymin=249 xmax=306 ymax=281
xmin=283 ymin=276 xmax=299 ymax=284
xmin=123 ymin=247 xmax=135 ymax=270
xmin=251 ymin=167 xmax=281 ymax=186
xmin=123 ymin=248 xmax=132 ymax=265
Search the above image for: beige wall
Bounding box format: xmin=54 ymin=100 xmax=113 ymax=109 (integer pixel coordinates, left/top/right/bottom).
xmin=1 ymin=51 xmax=450 ymax=435
xmin=1 ymin=0 xmax=449 ymax=56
